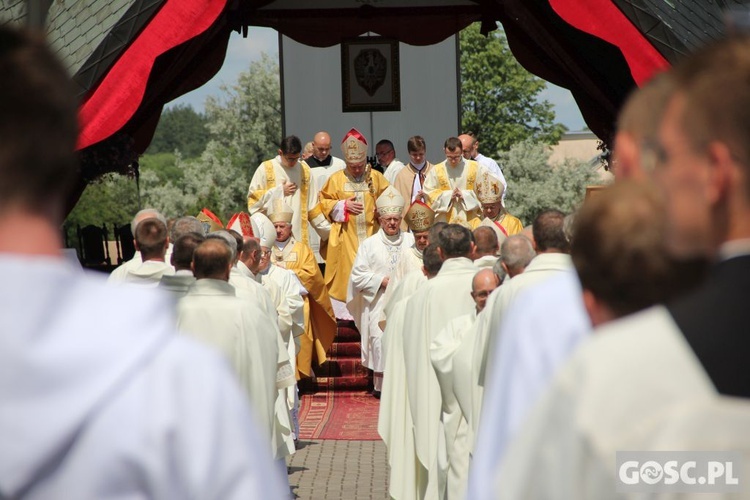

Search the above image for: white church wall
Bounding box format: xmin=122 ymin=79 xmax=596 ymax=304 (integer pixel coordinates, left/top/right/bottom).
xmin=281 ymin=34 xmax=460 ymax=165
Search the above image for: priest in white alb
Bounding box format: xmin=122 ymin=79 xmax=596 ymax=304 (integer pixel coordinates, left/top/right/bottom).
xmin=396 ymin=201 xmax=434 ymax=279
xmin=347 ymin=186 xmax=414 ymax=396
xmin=379 ymin=244 xmax=445 ymax=500
xmin=379 ymin=201 xmax=435 ymax=323
xmin=176 ymin=239 xmax=284 ymax=479
xmin=430 ymin=268 xmax=500 ymax=500
xmin=401 ymin=224 xmax=478 ymax=500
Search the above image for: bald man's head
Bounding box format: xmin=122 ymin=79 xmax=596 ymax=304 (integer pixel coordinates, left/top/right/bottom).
xmin=458 ymin=134 xmax=476 ymax=160
xmin=312 ymin=131 xmax=332 ymax=161
xmin=471 ymin=268 xmax=500 ymax=312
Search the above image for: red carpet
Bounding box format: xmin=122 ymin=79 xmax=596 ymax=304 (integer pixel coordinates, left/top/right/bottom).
xmin=298 ymin=391 xmax=381 ymax=440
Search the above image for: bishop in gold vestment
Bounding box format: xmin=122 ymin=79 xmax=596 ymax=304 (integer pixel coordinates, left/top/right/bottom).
xmin=473 ymin=171 xmax=523 ymax=235
xmin=317 ymin=129 xmax=389 ymax=313
xmin=269 ymin=200 xmax=337 ymax=379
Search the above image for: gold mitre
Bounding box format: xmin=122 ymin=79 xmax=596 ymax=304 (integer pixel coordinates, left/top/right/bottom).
xmin=479 ymin=217 xmax=508 ymax=245
xmin=341 ymin=128 xmax=368 ymax=163
xmin=226 ymin=212 xmax=254 ymax=238
xmin=196 ymin=208 xmax=224 ymax=233
xmin=269 ymin=199 xmax=294 ymax=224
xmin=404 ymin=200 xmax=435 ymax=232
xmin=475 ymin=172 xmax=505 ymax=204
xmin=376 ymin=186 xmax=405 ymax=217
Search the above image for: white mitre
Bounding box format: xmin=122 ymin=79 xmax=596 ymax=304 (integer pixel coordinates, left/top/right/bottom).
xmin=250 ymin=212 xmax=277 ymax=248
xmin=376 ymin=186 xmax=405 ymax=217
xmin=475 ymin=171 xmax=505 ymax=205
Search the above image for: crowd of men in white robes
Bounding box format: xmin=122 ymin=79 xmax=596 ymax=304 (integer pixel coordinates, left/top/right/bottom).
xmin=5 ymin=19 xmax=750 ymax=500
xmin=372 ymin=32 xmax=750 ymax=500
xmin=0 ymin=24 xmax=290 ymax=499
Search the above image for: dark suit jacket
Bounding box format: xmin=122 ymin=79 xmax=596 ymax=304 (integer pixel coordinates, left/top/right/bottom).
xmin=668 ymin=254 xmax=750 ymax=398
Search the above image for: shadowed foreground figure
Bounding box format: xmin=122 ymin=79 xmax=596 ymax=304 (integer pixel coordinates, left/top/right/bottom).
xmin=0 ymin=25 xmax=287 ymax=499
xmin=492 ymin=36 xmax=750 ymax=500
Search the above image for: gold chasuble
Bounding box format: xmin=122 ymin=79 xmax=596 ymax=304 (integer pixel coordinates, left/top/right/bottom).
xmin=493 ymin=211 xmax=524 ymax=235
xmin=318 ymin=168 xmax=389 ymax=302
xmin=470 ymin=171 xmax=524 ymax=235
xmin=272 ymin=237 xmax=337 ymax=378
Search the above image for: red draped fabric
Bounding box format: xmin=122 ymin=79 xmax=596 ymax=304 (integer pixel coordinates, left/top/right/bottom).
xmin=77 ymin=0 xmax=228 ymax=150
xmin=549 ymin=0 xmax=669 ymax=84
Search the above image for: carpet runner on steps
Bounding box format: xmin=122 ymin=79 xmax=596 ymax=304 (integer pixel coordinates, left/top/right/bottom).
xmin=297 ymin=320 xmax=381 ymax=440
xmin=299 ymin=319 xmax=373 ymax=393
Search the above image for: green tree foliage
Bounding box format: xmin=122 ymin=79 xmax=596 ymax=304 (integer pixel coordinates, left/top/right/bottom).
xmin=139 ymin=53 xmax=282 ymax=222
xmin=139 ymin=152 xmax=181 ymax=183
xmin=204 ymin=53 xmax=282 ymax=183
xmin=65 ymin=53 xmax=282 ymax=236
xmin=145 ymin=104 xmax=209 ymax=158
xmin=502 ymin=140 xmax=606 ymax=223
xmin=63 ymin=174 xmax=140 ymax=245
xmin=460 ymin=23 xmax=567 ymax=155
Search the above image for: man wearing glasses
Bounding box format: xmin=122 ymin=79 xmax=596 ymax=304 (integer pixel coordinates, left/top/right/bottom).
xmin=423 ymin=137 xmax=488 ymax=228
xmin=247 ymin=135 xmax=331 ymax=263
xmin=375 ymin=139 xmax=406 ymax=184
xmin=347 ymin=186 xmax=414 ymax=398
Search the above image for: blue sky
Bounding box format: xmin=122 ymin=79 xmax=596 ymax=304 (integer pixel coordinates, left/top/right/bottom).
xmin=170 ymin=27 xmax=587 ymax=132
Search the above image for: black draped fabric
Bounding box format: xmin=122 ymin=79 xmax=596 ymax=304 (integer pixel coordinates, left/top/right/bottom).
xmin=69 ymin=0 xmax=724 ymax=211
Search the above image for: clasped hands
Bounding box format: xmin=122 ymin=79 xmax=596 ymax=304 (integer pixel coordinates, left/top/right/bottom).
xmin=451 ymin=187 xmax=464 ymax=203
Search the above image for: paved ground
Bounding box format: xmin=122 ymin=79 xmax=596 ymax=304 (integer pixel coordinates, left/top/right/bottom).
xmin=288 ymin=440 xmax=389 ymax=499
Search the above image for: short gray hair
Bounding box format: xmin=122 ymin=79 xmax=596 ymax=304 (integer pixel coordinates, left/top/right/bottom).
xmin=492 ymin=258 xmax=507 ymax=283
xmin=171 ymin=216 xmax=204 ymax=240
xmin=131 ymin=208 xmax=167 ymax=234
xmin=501 ymin=235 xmax=536 ymax=275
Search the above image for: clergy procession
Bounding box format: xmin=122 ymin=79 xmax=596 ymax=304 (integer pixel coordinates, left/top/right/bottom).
xmin=4 ymin=18 xmax=750 ymax=500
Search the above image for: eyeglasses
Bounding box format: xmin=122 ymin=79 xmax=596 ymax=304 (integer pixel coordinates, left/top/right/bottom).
xmin=446 ymin=153 xmax=462 ymax=160
xmin=261 ymin=249 xmax=272 ymax=257
xmin=375 ymin=149 xmax=394 ymax=158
